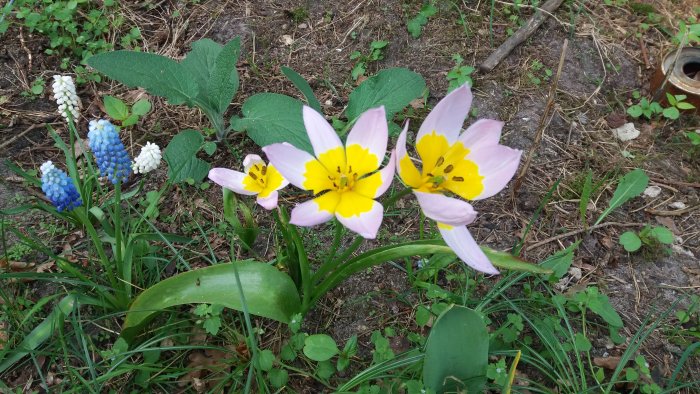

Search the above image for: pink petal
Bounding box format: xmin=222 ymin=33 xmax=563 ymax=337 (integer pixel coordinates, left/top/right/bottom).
xmin=243 ymin=154 xmax=264 ymax=173
xmin=373 ymin=149 xmax=396 ymax=198
xmin=303 ymin=106 xmax=343 ymax=158
xmin=438 ymin=224 xmax=499 ymax=275
xmin=467 ymin=145 xmax=522 ymax=200
xmin=459 ymin=119 xmax=504 ymax=151
xmin=417 ymin=84 xmax=473 ymax=144
xmin=414 ymin=191 xmax=477 ymax=226
xmin=336 ymin=198 xmax=383 ymax=239
xmin=256 ymin=191 xmax=279 ymax=210
xmin=208 ymin=168 xmax=257 ymax=195
xmin=263 ymin=143 xmax=317 ymax=190
xmin=289 ymin=193 xmax=337 ymax=227
xmin=346 ymin=106 xmax=388 ymax=162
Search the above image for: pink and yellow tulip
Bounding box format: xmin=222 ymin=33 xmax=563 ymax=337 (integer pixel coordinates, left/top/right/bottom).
xmin=397 ymin=84 xmax=522 ymax=274
xmin=264 ymin=106 xmax=395 ymax=239
xmin=208 ymin=154 xmax=289 ymax=210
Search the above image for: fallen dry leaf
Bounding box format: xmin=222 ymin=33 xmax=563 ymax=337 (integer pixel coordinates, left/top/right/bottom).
xmin=594 ymin=356 xmax=622 ymax=370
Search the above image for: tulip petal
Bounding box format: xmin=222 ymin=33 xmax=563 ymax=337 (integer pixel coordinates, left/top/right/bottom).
xmin=263 ymin=143 xmax=329 ymax=192
xmin=414 ymin=191 xmax=477 ymax=226
xmin=438 ymin=223 xmax=499 ymax=275
xmin=459 ymin=119 xmax=504 ymax=151
xmin=289 ymin=192 xmax=339 ymax=227
xmin=396 ymin=124 xmax=423 ymax=189
xmin=417 ymin=84 xmax=473 ymax=144
xmin=303 ymin=106 xmax=345 ymax=168
xmin=257 ymin=190 xmax=279 ymax=210
xmin=346 ymin=106 xmax=388 ymax=175
xmin=336 ymin=195 xmax=383 ymax=239
xmin=354 ymin=150 xmax=396 ymax=198
xmin=265 ymin=164 xmax=289 ymax=192
xmin=208 ymin=168 xmax=258 ymax=195
xmin=467 ymin=145 xmax=522 ymax=200
xmin=243 ymin=154 xmax=265 ymax=173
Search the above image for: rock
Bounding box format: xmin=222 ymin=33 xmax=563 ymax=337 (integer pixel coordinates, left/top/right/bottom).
xmin=281 ymin=35 xmax=294 ymax=46
xmin=643 ymin=186 xmax=661 ymax=198
xmin=612 ymin=123 xmax=640 ymax=141
xmin=669 ymin=201 xmax=687 ymax=209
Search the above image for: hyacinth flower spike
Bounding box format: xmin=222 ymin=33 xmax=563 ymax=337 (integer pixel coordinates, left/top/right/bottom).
xmin=132 ymin=142 xmax=162 ymax=174
xmin=264 ymin=106 xmax=395 ymax=239
xmin=88 ymin=119 xmax=132 ymax=184
xmin=40 ymin=161 xmax=82 ymax=212
xmin=208 ymin=154 xmax=289 ymax=210
xmin=397 ymin=84 xmax=522 ymax=274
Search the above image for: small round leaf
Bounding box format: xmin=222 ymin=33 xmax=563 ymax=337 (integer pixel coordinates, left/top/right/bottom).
xmin=303 ymin=334 xmax=339 ymax=362
xmin=619 ymin=231 xmax=642 ymax=252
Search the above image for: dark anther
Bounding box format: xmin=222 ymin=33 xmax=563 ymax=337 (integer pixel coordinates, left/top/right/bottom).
xmin=261 ymin=166 xmax=267 ymax=175
xmin=444 ymin=164 xmax=454 ymax=173
xmin=435 ymin=157 xmax=444 ymax=167
xmin=452 ymin=176 xmax=464 ymax=182
xmin=249 ymin=172 xmax=258 ymax=180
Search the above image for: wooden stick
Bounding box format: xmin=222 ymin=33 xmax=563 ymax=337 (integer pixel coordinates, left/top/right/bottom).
xmin=511 ymin=38 xmax=568 ymax=198
xmin=479 ymin=0 xmax=565 ymax=73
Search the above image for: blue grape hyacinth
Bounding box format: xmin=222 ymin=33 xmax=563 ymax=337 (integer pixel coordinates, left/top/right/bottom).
xmin=88 ymin=119 xmax=132 ymax=184
xmin=40 ymin=161 xmax=82 ymax=212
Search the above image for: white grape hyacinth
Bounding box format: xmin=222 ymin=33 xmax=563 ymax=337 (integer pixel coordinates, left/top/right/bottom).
xmin=132 ymin=142 xmax=162 ymax=174
xmin=52 ymin=75 xmax=80 ymax=121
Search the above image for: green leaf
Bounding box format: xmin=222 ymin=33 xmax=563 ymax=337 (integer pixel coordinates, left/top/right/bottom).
xmin=202 ymin=316 xmax=221 ymax=335
xmin=574 ymin=333 xmax=592 ymax=352
xmin=207 ymin=37 xmax=240 ymax=114
xmin=268 ymin=368 xmax=289 ymax=388
xmin=132 ymin=99 xmax=151 ymax=116
xmin=676 ymin=102 xmax=696 ymax=110
xmin=482 ymin=247 xmax=553 ymax=274
xmin=649 ymin=226 xmax=674 ymax=244
xmin=415 ymin=305 xmax=431 ymax=326
xmin=346 ymin=68 xmax=426 ymax=123
xmin=303 ymin=334 xmax=340 ymax=362
xmin=203 ymin=141 xmax=217 ymax=156
xmin=627 ymin=105 xmax=643 ymax=118
xmin=619 ymin=231 xmax=642 ymax=252
xmin=580 ymin=169 xmax=593 ymax=226
xmin=104 ymin=95 xmax=129 ymax=120
xmin=121 ymin=114 xmax=139 ymax=127
xmin=585 ymin=287 xmax=623 ymax=328
xmin=281 ymin=66 xmax=322 ymax=112
xmin=121 ymin=261 xmax=301 ymax=341
xmin=258 ymin=349 xmax=275 ymax=372
xmin=88 ymin=51 xmax=198 ymax=106
xmin=540 ymin=242 xmax=579 ymax=279
xmin=181 ymin=38 xmax=222 ymax=92
xmin=666 ymin=92 xmax=677 ymax=106
xmin=0 ymin=294 xmax=79 ymax=373
xmin=423 ymin=305 xmax=488 ymax=393
xmin=663 ymin=106 xmax=680 ymax=120
xmin=594 ymin=169 xmax=649 ymax=226
xmin=163 ymin=129 xmax=210 ymax=183
xmin=231 ymin=93 xmax=311 ymax=152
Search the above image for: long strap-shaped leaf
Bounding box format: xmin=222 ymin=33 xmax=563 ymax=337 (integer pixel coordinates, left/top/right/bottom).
xmin=121 ymin=261 xmax=301 ymax=342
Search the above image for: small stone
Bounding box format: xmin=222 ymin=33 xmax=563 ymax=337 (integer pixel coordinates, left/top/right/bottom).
xmin=281 ymin=35 xmax=294 ymax=46
xmin=568 ymin=267 xmax=582 ymax=280
xmin=669 ymin=201 xmax=687 ymax=209
xmin=643 ymin=186 xmax=661 ymax=198
xmin=298 ymin=23 xmax=308 ymax=29
xmin=612 ymin=123 xmax=640 ymax=141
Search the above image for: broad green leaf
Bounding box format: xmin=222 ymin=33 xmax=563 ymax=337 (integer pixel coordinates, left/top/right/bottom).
xmin=619 ymin=231 xmax=642 ymax=252
xmin=663 ymin=106 xmax=680 ymax=120
xmin=181 ymin=39 xmax=222 ymax=92
xmin=207 ymin=37 xmax=240 ymax=114
xmin=574 ymin=333 xmax=592 ymax=352
xmin=346 ymin=68 xmax=426 ymax=122
xmin=131 ymin=99 xmax=151 ymax=116
xmin=594 ymin=169 xmax=649 ymax=226
xmin=303 ymin=334 xmax=339 ymax=362
xmin=281 ymin=66 xmax=322 ymax=112
xmin=627 ymin=105 xmax=643 ymax=118
xmin=423 ymin=305 xmax=488 ymax=393
xmin=231 ymin=93 xmax=311 ymax=152
xmin=258 ymin=349 xmax=275 ymax=372
xmin=88 ymin=51 xmax=198 ymax=106
xmin=0 ymin=294 xmax=79 ymax=373
xmin=649 ymin=226 xmax=674 ymax=244
xmin=104 ymin=95 xmax=129 ymax=120
xmin=121 ymin=114 xmax=139 ymax=127
xmin=677 ymin=102 xmax=696 ymax=110
xmin=121 ymin=261 xmax=301 ymax=341
xmin=163 ymin=129 xmax=210 ymax=183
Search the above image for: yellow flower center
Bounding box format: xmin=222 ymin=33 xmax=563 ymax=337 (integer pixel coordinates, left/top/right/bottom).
xmin=400 ymin=131 xmax=485 ymax=200
xmin=243 ymin=163 xmax=285 ymax=198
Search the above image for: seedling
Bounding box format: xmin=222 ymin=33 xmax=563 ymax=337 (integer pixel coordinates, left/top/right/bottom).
xmin=619 ymin=225 xmax=674 ymax=253
xmin=446 ymin=54 xmax=475 ymax=92
xmin=663 ymin=93 xmax=696 ymax=120
xmin=193 ymin=303 xmax=225 ymax=335
xmin=103 ymin=95 xmax=151 ymax=127
xmin=526 ymin=59 xmax=552 ymax=86
xmin=407 ymin=2 xmax=437 ymax=39
xmin=627 ymin=91 xmax=662 ymax=119
xmin=350 ymin=40 xmax=388 ymax=80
